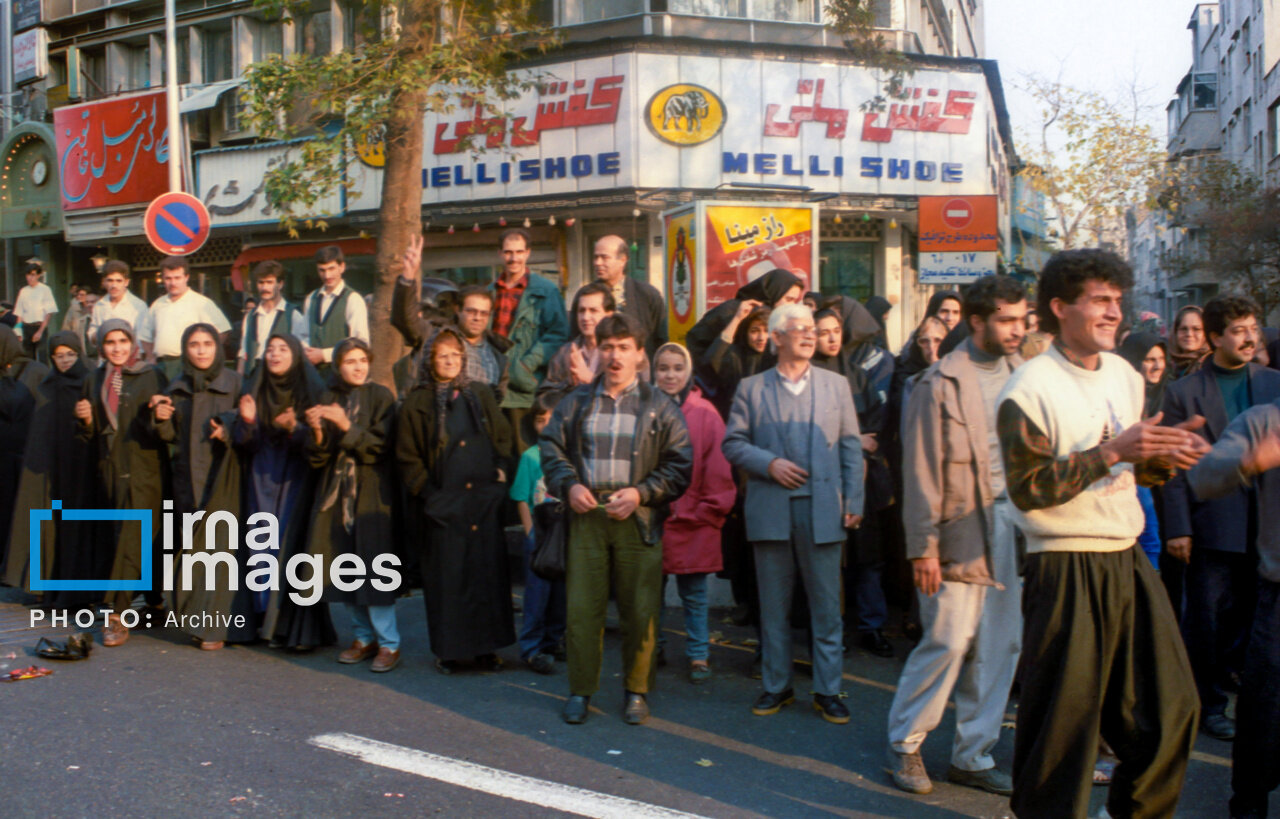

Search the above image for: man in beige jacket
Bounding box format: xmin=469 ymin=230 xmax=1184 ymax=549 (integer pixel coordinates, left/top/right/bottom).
xmin=886 ymin=275 xmax=1028 ymax=797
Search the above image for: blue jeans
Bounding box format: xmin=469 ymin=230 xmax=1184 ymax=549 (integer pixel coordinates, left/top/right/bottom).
xmin=664 ymin=573 xmax=710 ymax=662
xmin=520 ymin=532 xmax=566 ymax=660
xmin=345 ymin=604 xmax=400 ymax=652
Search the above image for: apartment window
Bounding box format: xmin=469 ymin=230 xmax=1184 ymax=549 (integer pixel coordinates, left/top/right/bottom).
xmin=1269 ymin=101 xmax=1280 ymax=158
xmin=204 ymin=27 xmax=234 ymax=81
xmin=252 ymin=19 xmax=284 ymax=62
xmin=297 ymin=7 xmax=332 ymax=55
xmin=126 ymin=43 xmax=150 ymax=90
xmin=81 ymin=47 xmax=107 ymax=100
xmin=561 ymin=0 xmax=644 ymax=22
xmin=1192 ymin=72 xmax=1217 ymax=110
xmin=341 ymin=3 xmax=372 ymax=49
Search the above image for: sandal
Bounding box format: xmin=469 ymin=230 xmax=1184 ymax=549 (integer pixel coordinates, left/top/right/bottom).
xmin=6 ymin=665 xmax=54 ymax=681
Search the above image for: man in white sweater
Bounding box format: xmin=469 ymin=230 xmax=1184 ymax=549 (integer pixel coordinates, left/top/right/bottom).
xmin=995 ymin=249 xmax=1209 ymax=819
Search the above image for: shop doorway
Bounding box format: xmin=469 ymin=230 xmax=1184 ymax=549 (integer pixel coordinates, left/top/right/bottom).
xmin=819 ymin=242 xmax=874 ymax=302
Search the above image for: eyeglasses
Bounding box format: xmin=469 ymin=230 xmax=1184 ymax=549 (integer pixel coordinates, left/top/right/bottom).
xmin=785 ymin=326 xmax=817 ymax=338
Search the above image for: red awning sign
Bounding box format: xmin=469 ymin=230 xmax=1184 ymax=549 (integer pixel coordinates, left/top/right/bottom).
xmin=144 ymin=192 xmax=211 ymax=256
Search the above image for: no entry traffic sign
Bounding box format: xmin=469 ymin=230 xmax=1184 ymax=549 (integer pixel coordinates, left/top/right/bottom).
xmin=918 ymin=195 xmax=998 ymax=252
xmin=144 ymin=192 xmax=211 ymax=256
xmin=940 ymin=198 xmax=974 ymax=230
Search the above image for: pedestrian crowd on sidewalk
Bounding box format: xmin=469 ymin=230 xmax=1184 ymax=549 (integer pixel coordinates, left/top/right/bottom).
xmin=4 ymin=239 xmax=1280 ymax=819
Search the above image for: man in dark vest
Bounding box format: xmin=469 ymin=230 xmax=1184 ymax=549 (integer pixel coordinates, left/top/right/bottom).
xmin=238 ymin=259 xmax=305 ymax=375
xmin=302 ymin=245 xmax=368 ymax=371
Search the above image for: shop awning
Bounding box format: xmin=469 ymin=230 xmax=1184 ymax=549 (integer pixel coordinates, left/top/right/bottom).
xmin=180 ymin=79 xmax=242 ymax=114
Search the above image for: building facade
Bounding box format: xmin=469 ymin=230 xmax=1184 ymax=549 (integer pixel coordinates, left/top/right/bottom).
xmin=3 ymin=0 xmax=1012 ymax=350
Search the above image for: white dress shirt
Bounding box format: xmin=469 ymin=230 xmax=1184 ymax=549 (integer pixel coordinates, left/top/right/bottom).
xmin=89 ymin=291 xmax=149 ymax=346
xmin=238 ymin=300 xmax=309 ymax=361
xmin=14 ymin=282 xmax=58 ymax=324
xmin=301 ymin=282 xmax=369 ymax=362
xmin=137 ymin=289 xmax=232 ymax=357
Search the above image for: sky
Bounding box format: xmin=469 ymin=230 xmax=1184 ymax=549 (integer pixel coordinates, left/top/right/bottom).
xmin=984 ymin=0 xmax=1203 ymax=148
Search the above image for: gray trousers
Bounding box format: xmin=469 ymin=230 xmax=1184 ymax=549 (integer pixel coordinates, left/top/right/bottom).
xmin=887 ymin=499 xmax=1022 ymax=771
xmin=753 ymin=496 xmax=844 ymax=696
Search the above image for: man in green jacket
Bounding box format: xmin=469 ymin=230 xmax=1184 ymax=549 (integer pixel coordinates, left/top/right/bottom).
xmin=489 ymin=228 xmax=569 ymax=448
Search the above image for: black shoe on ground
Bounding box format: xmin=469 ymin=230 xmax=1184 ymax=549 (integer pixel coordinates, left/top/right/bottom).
xmin=751 ymin=688 xmax=795 ymax=716
xmin=1203 ymin=712 xmax=1236 ymax=741
xmin=861 ymin=629 xmax=894 ymax=658
xmin=623 ymin=692 xmax=649 ymax=725
xmin=474 ymin=653 xmax=503 ymax=672
xmin=812 ymin=693 xmax=850 ymax=724
xmin=526 ymin=652 xmax=555 ymax=675
xmin=562 ymin=695 xmax=590 ymax=724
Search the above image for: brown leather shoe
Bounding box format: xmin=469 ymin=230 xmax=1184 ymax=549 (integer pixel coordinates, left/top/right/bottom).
xmin=371 ymin=647 xmax=401 ymax=673
xmin=337 ymin=640 xmax=378 ymax=664
xmin=102 ymin=614 xmax=129 ymax=647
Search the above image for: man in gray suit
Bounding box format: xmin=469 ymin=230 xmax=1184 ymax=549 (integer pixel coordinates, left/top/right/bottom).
xmin=723 ymin=302 xmax=864 ymax=724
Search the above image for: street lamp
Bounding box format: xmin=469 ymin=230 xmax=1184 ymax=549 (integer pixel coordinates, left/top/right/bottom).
xmin=91 ymin=252 xmax=108 ymax=272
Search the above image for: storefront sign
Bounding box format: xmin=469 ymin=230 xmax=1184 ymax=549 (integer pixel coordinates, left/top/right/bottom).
xmin=13 ymin=28 xmax=48 ymax=85
xmin=53 ymin=90 xmax=170 ymax=211
xmin=12 ymin=0 xmax=42 ymax=32
xmin=341 ymin=53 xmax=999 ymax=210
xmin=703 ymin=204 xmax=814 ymax=308
xmin=665 ymin=210 xmax=698 ymax=344
xmin=919 ymin=251 xmax=997 ymax=284
xmin=194 ymin=139 xmax=344 ymax=227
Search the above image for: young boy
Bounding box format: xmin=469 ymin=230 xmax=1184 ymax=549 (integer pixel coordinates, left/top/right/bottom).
xmin=510 ymin=393 xmax=565 ymax=674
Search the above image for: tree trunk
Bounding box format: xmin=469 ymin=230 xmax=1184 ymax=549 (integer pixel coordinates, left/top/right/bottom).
xmin=371 ymin=85 xmax=427 ymax=393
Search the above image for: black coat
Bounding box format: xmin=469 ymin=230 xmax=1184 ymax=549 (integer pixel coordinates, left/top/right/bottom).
xmin=617 ymin=276 xmax=669 ymax=361
xmin=1162 ymin=362 xmax=1280 ymax=553
xmin=4 ymin=358 xmax=104 ymax=603
xmin=307 ymin=382 xmax=400 ymax=607
xmin=80 ymin=364 xmax=170 ymax=612
xmin=155 ymin=368 xmax=255 ymax=642
xmin=396 ymin=380 xmax=515 ymax=660
xmin=0 ymin=344 xmax=47 ymax=576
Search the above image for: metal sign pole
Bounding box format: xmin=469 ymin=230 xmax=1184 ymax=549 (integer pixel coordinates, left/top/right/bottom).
xmin=164 ymin=0 xmax=181 ymax=193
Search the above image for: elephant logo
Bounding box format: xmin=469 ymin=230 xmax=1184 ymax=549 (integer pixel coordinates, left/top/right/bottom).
xmin=646 ymin=84 xmax=726 ymax=146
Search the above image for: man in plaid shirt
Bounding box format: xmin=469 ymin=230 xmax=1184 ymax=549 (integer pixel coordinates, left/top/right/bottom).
xmin=540 ymin=313 xmax=692 ymax=727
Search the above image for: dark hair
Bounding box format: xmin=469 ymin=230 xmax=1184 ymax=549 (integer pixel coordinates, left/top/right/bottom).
xmin=813 ymin=307 xmax=840 ymax=324
xmin=500 ymin=228 xmax=531 ymax=250
xmin=457 ymin=285 xmax=494 ymax=308
xmin=315 ymin=245 xmax=345 ymax=265
xmin=102 ymin=259 xmax=130 ymax=278
xmin=570 ymin=281 xmax=617 ymax=329
xmin=333 ymin=336 xmax=373 ymax=366
xmin=159 ymin=255 xmax=188 ymax=274
xmin=963 ymin=275 xmax=1027 ymax=322
xmin=1203 ymin=295 xmax=1260 ymax=342
xmin=1036 ymin=249 xmax=1133 ymax=336
xmin=23 ymin=262 xmax=42 ymax=276
xmin=594 ymin=312 xmax=646 ymax=349
xmin=252 ymin=259 xmax=284 ymax=284
xmin=533 ymin=390 xmax=559 ymax=417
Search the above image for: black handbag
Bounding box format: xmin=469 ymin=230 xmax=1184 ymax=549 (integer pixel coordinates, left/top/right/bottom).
xmin=531 ymin=500 xmax=567 ymax=581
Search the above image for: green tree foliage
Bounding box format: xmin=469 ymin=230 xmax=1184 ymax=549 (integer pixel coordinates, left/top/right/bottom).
xmin=241 ymin=0 xmax=550 ymax=388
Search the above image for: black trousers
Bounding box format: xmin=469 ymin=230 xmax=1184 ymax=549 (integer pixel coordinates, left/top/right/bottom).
xmin=1012 ymin=546 xmax=1199 ymax=819
xmin=1183 ymin=546 xmax=1256 ymax=717
xmin=1231 ymin=578 xmax=1280 ymax=818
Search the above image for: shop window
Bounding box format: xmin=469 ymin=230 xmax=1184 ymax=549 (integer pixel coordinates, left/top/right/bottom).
xmin=819 ymin=243 xmax=874 ymax=303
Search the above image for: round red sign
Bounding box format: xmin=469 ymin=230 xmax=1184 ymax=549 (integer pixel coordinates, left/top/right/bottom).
xmin=940 ymin=198 xmax=974 ymax=231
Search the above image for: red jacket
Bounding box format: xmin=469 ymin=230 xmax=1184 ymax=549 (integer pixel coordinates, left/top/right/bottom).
xmin=662 ymin=387 xmax=736 ymax=574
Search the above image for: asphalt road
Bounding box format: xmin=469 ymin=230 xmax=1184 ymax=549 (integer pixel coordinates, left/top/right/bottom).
xmin=0 ymin=589 xmax=1232 ymax=818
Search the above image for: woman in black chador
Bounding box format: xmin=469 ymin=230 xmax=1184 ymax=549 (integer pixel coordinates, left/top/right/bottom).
xmin=154 ymin=323 xmax=254 ymax=650
xmin=72 ymin=319 xmax=169 ymax=645
xmin=4 ymin=332 xmax=102 ymax=610
xmin=233 ymin=332 xmax=326 ymax=649
xmin=396 ymin=326 xmax=515 ymax=673
xmin=303 ymin=338 xmax=402 ymax=671
xmin=0 ymin=325 xmax=47 ymax=580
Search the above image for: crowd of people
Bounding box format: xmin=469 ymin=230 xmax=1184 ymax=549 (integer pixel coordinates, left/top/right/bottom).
xmin=3 ymin=237 xmax=1280 ymax=818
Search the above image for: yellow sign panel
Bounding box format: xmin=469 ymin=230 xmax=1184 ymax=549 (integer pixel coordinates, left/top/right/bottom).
xmin=355 ymin=127 xmax=386 ymax=168
xmin=665 ymin=210 xmax=698 ymax=344
xmin=646 ymin=84 xmax=726 ymax=147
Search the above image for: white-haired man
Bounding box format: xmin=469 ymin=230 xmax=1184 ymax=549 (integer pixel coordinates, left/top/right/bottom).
xmin=723 ymin=302 xmax=864 ymax=724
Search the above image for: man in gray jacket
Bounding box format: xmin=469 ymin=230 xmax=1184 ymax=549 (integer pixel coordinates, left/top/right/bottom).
xmin=722 ymin=302 xmax=863 ymax=724
xmin=1189 ymin=399 xmax=1280 ymax=819
xmin=886 ymin=275 xmax=1027 ymax=797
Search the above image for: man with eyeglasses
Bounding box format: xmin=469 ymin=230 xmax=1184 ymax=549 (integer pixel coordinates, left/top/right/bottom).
xmin=452 ymin=284 xmax=510 ymax=402
xmin=723 ymin=302 xmax=864 ymax=725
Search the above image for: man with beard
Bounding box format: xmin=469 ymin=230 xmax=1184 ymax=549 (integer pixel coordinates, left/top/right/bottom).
xmin=1162 ymin=295 xmax=1280 ymax=742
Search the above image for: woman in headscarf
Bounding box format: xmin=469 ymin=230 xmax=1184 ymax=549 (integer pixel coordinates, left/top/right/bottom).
xmin=396 ymin=326 xmax=515 ymax=673
xmin=865 ymin=296 xmax=893 ymax=349
xmin=1170 ymin=305 xmax=1211 ymax=378
xmin=298 ymin=339 xmax=403 ymax=671
xmin=651 ymin=342 xmax=735 ymax=683
xmin=154 ymin=323 xmax=253 ymax=650
xmin=686 ymin=269 xmax=803 ymax=402
xmin=1118 ymin=332 xmax=1170 ymax=420
xmin=233 ymin=332 xmax=326 ymax=649
xmin=71 ymin=319 xmax=169 ymax=645
xmin=0 ymin=326 xmax=47 ymax=577
xmin=698 ymin=305 xmax=772 ymax=421
xmin=4 ymin=332 xmax=103 ymax=611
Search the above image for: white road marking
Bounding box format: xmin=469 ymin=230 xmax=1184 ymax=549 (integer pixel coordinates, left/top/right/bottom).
xmin=309 ymin=732 xmax=710 ymax=819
